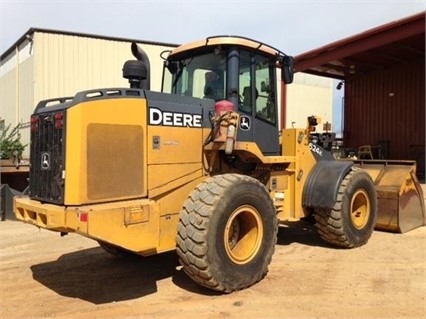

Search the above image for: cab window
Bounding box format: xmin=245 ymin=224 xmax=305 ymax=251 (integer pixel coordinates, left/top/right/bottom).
xmin=167 ymin=53 xmax=226 ymax=101
xmin=238 ymin=51 xmax=276 ymax=125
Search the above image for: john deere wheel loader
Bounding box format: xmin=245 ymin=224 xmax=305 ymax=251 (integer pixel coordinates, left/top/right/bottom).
xmin=14 ymin=36 xmax=425 ymax=293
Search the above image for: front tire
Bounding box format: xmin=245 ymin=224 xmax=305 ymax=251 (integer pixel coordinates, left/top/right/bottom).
xmin=314 ymin=169 xmax=377 ymax=248
xmin=176 ymin=174 xmax=278 ymax=293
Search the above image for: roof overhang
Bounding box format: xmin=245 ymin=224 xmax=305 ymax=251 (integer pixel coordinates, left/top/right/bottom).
xmin=294 ymin=12 xmax=425 ymax=80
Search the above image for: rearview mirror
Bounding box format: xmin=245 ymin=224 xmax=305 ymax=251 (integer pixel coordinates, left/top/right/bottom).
xmin=165 ymin=60 xmax=178 ymax=74
xmin=281 ymin=56 xmax=294 ymax=84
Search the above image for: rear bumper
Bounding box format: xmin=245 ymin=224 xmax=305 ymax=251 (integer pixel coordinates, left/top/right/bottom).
xmin=13 ymin=195 xmax=171 ymax=255
xmin=14 ymin=196 xmax=70 ymax=232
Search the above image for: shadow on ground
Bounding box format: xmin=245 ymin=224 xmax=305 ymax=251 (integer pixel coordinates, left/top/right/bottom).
xmin=30 ymin=221 xmax=329 ymax=303
xmin=31 ymin=247 xmax=181 ymax=304
xmin=31 ymin=245 xmax=221 ymax=304
xmin=277 ymin=219 xmax=331 ymax=248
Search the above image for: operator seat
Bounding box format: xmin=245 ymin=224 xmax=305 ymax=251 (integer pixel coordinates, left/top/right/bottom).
xmin=204 ymin=71 xmax=222 ymax=100
xmin=204 ymin=86 xmax=214 ymax=99
xmin=241 ymin=86 xmax=258 ymax=113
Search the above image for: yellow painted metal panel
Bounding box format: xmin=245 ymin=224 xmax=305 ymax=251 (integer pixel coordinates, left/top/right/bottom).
xmin=79 ymin=199 xmax=160 ymax=254
xmin=14 ymin=196 xmax=68 ymax=232
xmin=87 ymin=123 xmax=144 ymax=200
xmin=280 ymin=128 xmax=317 ymax=220
xmin=147 ymin=125 xmax=203 ymax=164
xmin=65 ymin=97 xmax=147 ymax=205
xmin=148 ymin=163 xmax=203 ymax=191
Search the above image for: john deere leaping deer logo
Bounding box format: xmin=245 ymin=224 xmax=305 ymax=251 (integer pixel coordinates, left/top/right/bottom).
xmin=41 ymin=152 xmax=51 ymax=170
xmin=240 ymin=115 xmax=251 ymax=131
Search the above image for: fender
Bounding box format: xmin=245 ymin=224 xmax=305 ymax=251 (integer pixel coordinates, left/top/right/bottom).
xmin=302 ymin=160 xmax=353 ymax=209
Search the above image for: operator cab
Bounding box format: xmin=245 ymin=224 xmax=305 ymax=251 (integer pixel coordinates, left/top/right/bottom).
xmin=161 ymin=36 xmax=294 ymax=155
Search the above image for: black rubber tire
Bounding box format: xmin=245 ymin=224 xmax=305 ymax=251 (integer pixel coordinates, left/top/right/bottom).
xmin=176 ymin=174 xmax=278 ymax=293
xmin=98 ymin=241 xmax=135 ymax=258
xmin=314 ymin=168 xmax=377 ymax=248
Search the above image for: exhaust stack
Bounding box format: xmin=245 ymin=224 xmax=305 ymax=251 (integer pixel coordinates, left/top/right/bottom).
xmin=131 ymin=42 xmax=151 ymax=90
xmin=122 ymin=42 xmax=151 ymax=90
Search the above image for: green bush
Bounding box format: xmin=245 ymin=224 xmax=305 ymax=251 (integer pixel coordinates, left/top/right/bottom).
xmin=0 ymin=123 xmax=27 ymax=159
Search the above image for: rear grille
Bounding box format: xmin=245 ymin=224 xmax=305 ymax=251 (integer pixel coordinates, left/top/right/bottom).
xmin=29 ymin=112 xmax=65 ymax=204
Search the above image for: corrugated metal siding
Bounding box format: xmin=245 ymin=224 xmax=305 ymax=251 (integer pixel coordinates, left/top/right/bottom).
xmin=0 ymin=64 xmax=17 ymax=124
xmin=286 ymin=73 xmax=333 ymax=130
xmin=17 ymin=57 xmax=34 ymax=150
xmin=0 ymin=42 xmax=34 ymax=156
xmin=344 ymin=58 xmax=425 ymax=162
xmin=33 ymin=32 xmax=173 ymax=104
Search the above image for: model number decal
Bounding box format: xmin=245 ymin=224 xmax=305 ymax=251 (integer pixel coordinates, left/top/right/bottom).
xmin=149 ymin=108 xmax=202 ymax=128
xmin=309 ymin=143 xmax=323 ymax=157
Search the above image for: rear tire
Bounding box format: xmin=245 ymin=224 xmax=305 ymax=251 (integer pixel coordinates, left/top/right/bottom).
xmin=314 ymin=168 xmax=377 ymax=248
xmin=176 ymin=174 xmax=278 ymax=293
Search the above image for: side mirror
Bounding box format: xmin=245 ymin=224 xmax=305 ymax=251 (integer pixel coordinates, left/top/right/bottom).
xmin=165 ymin=60 xmax=178 ymax=74
xmin=281 ymin=56 xmax=294 ymax=84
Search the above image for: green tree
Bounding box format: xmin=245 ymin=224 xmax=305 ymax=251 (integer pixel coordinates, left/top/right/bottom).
xmin=0 ymin=123 xmax=27 ymax=159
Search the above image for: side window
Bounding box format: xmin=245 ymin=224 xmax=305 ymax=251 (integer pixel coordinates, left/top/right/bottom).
xmin=255 ymin=64 xmax=276 ymax=125
xmin=239 ymin=70 xmax=252 ymax=113
xmin=193 ymin=69 xmax=209 ymax=99
xmin=238 ymin=52 xmax=276 ymax=125
xmin=239 ymin=51 xmax=253 ymax=114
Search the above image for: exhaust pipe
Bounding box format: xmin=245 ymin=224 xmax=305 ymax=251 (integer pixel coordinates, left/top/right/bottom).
xmin=131 ymin=42 xmax=151 ymax=90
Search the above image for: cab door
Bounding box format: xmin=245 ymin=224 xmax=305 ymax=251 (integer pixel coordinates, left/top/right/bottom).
xmin=237 ymin=52 xmax=280 ymax=155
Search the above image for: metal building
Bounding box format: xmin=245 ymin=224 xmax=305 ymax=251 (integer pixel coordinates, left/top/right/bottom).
xmin=0 ymin=28 xmax=179 ymax=157
xmin=295 ymin=11 xmax=425 ymax=178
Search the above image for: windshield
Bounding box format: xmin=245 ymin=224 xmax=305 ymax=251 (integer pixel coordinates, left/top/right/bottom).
xmin=164 ymin=51 xmax=227 ymax=101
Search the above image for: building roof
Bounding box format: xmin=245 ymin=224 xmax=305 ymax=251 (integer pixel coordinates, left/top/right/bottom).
xmin=1 ymin=27 xmax=179 ymax=61
xmin=295 ymin=11 xmax=425 ymax=80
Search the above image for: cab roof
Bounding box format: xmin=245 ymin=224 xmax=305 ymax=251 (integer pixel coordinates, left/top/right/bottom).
xmin=168 ymin=35 xmax=285 ymax=60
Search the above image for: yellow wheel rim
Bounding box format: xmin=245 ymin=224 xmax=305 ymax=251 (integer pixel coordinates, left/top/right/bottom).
xmin=350 ymin=189 xmax=370 ymax=229
xmin=224 ymin=205 xmax=263 ymax=264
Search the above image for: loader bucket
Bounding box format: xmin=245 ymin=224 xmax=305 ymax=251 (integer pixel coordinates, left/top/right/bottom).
xmin=352 ymin=160 xmax=425 ymax=233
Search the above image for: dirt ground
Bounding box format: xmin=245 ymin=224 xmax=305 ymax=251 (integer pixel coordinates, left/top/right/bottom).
xmin=1 ymin=195 xmax=426 ymax=319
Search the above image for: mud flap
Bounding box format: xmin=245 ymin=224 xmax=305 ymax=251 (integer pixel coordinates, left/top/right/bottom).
xmin=302 ymin=160 xmax=354 ymax=209
xmin=353 ymin=160 xmax=426 ymax=233
xmin=1 ymin=184 xmax=21 ymax=221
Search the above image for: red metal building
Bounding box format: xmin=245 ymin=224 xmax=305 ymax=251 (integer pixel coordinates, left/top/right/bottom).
xmin=294 ymin=12 xmax=425 ymax=177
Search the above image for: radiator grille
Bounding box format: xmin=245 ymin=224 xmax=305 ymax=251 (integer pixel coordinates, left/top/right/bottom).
xmin=29 ymin=112 xmax=65 ymax=204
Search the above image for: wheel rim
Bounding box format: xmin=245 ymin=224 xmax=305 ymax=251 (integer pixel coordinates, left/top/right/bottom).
xmin=350 ymin=189 xmax=370 ymax=229
xmin=224 ymin=205 xmax=263 ymax=264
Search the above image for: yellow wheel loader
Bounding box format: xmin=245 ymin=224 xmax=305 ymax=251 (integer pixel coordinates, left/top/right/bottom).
xmin=14 ymin=36 xmax=425 ymax=293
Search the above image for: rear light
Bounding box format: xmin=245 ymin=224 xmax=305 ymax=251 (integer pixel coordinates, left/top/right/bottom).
xmin=30 ymin=115 xmax=39 ymax=131
xmin=54 ymin=112 xmax=63 ymax=129
xmin=79 ymin=212 xmax=88 ymax=222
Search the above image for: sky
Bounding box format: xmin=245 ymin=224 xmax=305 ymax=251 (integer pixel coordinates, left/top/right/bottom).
xmin=0 ymin=0 xmax=425 ymax=57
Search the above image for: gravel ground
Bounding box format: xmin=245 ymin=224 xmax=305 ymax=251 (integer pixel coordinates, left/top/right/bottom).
xmin=0 ymin=185 xmax=425 ymax=318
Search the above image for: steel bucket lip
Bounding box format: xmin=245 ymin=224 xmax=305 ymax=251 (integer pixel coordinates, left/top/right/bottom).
xmin=349 ymin=159 xmax=426 ymax=234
